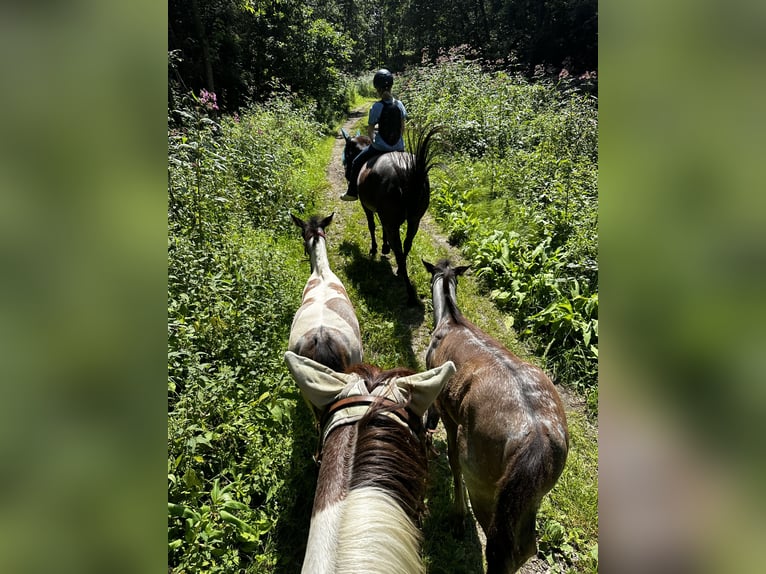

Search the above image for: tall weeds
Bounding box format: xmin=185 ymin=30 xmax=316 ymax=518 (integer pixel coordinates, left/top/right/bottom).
xmin=400 ymin=59 xmax=598 ymax=405
xmin=167 ymin=91 xmax=322 ymax=572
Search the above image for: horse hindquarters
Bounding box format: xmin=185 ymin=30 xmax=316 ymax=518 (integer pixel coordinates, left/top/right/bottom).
xmin=485 ymin=432 xmax=567 ymax=574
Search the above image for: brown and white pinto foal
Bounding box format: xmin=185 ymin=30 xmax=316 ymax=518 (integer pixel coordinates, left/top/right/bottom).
xmin=288 ymin=213 xmax=363 ymax=373
xmin=423 ymin=259 xmax=569 ymax=574
xmin=284 ymin=351 xmax=456 ymax=574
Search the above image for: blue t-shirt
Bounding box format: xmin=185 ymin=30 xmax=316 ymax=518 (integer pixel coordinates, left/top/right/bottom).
xmin=368 ymin=98 xmax=407 ymax=152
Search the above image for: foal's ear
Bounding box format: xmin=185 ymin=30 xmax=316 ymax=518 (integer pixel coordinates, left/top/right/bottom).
xmin=284 ymin=352 xmax=355 ymax=409
xmin=454 ymin=265 xmax=470 ymax=276
xmin=395 ymin=361 xmax=456 ymax=417
xmin=422 ymin=259 xmax=435 ymax=275
xmin=319 ymin=212 xmax=334 ymax=229
xmin=290 ymin=213 xmax=305 ymax=229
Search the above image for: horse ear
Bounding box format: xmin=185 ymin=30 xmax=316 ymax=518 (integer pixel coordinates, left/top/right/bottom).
xmin=394 ymin=361 xmax=456 ymax=417
xmin=454 ymin=265 xmax=470 ymax=276
xmin=290 ymin=213 xmax=305 ymax=229
xmin=320 ymin=212 xmax=334 ymax=229
xmin=284 ymin=352 xmax=355 ymax=409
xmin=422 ymin=259 xmax=435 ymax=275
xmin=340 ymin=128 xmax=350 ymax=141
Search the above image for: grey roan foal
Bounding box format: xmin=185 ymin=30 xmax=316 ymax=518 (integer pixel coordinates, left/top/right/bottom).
xmin=423 ymin=259 xmax=569 ymax=573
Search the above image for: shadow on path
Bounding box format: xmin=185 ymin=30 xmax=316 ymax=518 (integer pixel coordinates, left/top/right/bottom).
xmin=337 ymin=240 xmax=425 ymax=371
xmin=422 ymin=437 xmax=485 ymax=574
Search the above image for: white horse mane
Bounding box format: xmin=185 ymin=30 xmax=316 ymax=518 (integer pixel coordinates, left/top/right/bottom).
xmin=301 ymin=487 xmax=424 ymax=574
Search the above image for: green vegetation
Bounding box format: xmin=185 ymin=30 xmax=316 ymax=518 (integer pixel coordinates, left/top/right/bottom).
xmin=168 ymin=63 xmax=597 ymax=572
xmin=401 ymin=59 xmax=598 ymax=408
xmin=169 ymin=0 xmax=596 ymax=117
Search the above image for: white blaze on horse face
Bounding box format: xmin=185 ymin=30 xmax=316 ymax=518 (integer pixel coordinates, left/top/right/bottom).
xmin=394 ymin=360 xmax=456 ymax=416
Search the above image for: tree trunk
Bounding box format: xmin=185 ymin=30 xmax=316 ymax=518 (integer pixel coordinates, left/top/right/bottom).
xmin=190 ymin=0 xmax=215 ymax=93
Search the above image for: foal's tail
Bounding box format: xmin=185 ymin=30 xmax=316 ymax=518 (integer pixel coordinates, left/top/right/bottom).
xmin=486 ymin=431 xmax=568 ymax=574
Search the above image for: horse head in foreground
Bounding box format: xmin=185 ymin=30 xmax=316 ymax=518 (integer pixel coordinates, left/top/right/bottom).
xmin=342 ymin=126 xmax=441 ymax=305
xmin=284 ymin=351 xmax=456 ymax=574
xmin=423 ymin=259 xmax=569 ymax=574
xmin=288 ymin=212 xmax=363 ymax=373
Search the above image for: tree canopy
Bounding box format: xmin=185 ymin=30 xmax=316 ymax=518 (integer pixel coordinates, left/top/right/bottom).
xmin=168 ymin=0 xmax=596 ymax=118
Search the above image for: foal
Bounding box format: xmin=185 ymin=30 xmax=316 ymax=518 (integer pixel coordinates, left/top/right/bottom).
xmin=289 ymin=213 xmax=363 ymax=373
xmin=423 ymin=259 xmax=569 ymax=574
xmin=284 ymin=351 xmax=456 ymax=574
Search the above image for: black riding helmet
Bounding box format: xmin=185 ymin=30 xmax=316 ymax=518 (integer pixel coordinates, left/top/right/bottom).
xmin=373 ymin=69 xmax=394 ymax=91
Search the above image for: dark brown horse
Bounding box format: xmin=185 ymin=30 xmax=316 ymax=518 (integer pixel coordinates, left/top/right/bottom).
xmin=284 ymin=351 xmax=455 ymax=574
xmin=423 ymin=259 xmax=569 ymax=574
xmin=341 ymin=127 xmax=440 ymax=304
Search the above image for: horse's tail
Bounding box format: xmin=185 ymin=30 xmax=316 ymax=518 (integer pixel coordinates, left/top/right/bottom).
xmin=293 ymin=327 xmax=352 ymax=373
xmin=402 ymin=125 xmax=441 ymax=208
xmin=486 ymin=430 xmax=567 ymax=574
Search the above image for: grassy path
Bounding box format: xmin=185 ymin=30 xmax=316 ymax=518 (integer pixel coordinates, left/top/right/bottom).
xmin=289 ymin=108 xmax=598 ymax=573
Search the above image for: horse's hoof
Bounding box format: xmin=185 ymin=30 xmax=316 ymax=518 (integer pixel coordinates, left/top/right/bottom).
xmin=382 ymin=245 xmax=391 ymax=255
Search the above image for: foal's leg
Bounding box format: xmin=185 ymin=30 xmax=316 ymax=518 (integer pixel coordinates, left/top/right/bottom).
xmin=443 ymin=416 xmax=467 ymax=519
xmin=363 ymin=206 xmax=377 ymax=256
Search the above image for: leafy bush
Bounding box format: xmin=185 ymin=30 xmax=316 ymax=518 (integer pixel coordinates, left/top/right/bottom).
xmin=168 ymin=91 xmax=323 ymax=571
xmin=399 ymin=60 xmax=598 ymax=401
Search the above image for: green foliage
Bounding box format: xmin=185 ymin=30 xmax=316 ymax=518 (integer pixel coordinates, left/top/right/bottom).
xmin=168 ymin=93 xmax=323 ymax=572
xmin=168 ymin=0 xmax=354 ymax=124
xmin=400 ymin=60 xmax=598 ymax=403
xmin=168 ymin=93 xmax=322 ymax=240
xmin=168 ymin=61 xmax=597 ymax=571
xmin=536 ymin=412 xmax=599 ymax=573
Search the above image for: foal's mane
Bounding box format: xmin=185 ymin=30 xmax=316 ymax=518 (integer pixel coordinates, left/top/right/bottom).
xmin=432 ymin=259 xmax=469 ymax=327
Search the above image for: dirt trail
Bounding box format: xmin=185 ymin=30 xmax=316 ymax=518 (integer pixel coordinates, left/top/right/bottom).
xmin=322 ymin=109 xmax=576 ymax=573
xmin=324 ymin=110 xmax=469 ymax=369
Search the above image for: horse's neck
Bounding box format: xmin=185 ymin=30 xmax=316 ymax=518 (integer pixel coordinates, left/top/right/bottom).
xmin=432 ymin=276 xmax=459 ymax=326
xmin=302 ymin=426 xmax=425 ymax=574
xmin=309 ymin=237 xmax=332 ymax=279
xmin=302 ymin=428 xmax=354 ymax=574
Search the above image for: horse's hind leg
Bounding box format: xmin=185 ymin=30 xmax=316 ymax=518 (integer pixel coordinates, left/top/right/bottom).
xmin=381 ymin=228 xmax=390 ymax=255
xmin=403 ymin=217 xmax=422 ymax=258
xmin=385 ymin=227 xmax=417 ymax=304
xmin=443 ymin=416 xmax=467 ymax=522
xmin=363 ymin=206 xmax=377 ymax=256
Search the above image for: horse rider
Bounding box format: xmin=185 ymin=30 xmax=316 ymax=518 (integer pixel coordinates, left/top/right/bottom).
xmin=340 ymin=69 xmax=408 ymax=201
